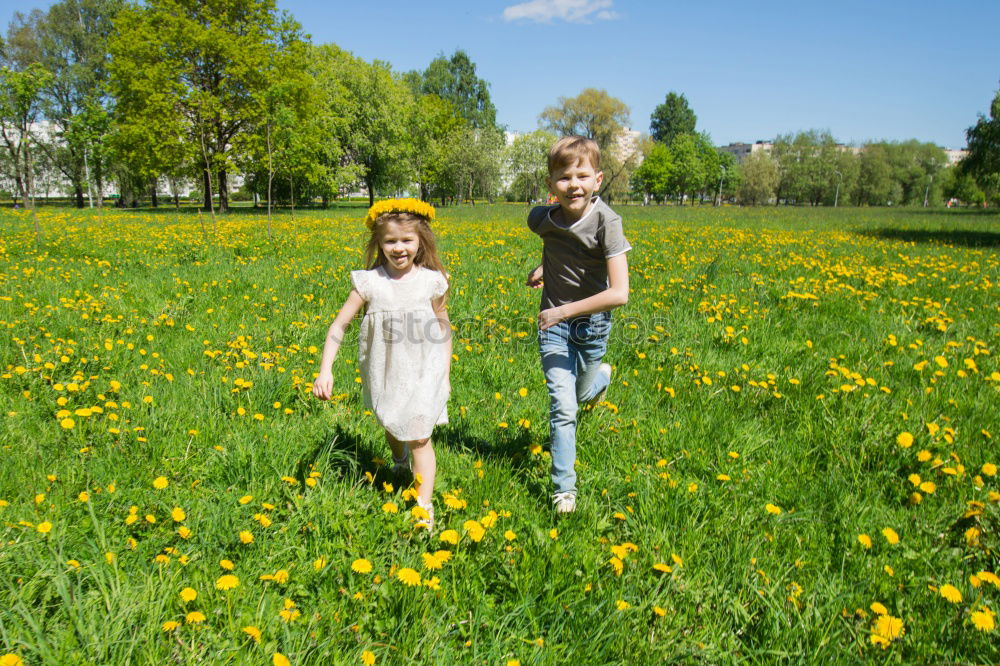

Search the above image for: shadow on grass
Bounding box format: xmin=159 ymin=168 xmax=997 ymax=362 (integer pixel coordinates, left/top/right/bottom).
xmin=302 ymin=420 xmax=548 ymax=498
xmin=855 ymin=227 xmax=1000 ymax=248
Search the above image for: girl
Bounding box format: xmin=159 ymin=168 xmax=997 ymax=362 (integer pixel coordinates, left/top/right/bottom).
xmin=313 ymin=199 xmax=451 ymax=531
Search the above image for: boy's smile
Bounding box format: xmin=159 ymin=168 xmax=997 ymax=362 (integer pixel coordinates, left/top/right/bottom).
xmin=546 ymin=158 xmax=604 ymax=223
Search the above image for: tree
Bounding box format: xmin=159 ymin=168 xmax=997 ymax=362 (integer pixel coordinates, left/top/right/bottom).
xmin=109 ymin=0 xmax=297 ymax=214
xmin=649 ymin=91 xmax=696 ymax=145
xmin=539 ymin=88 xmax=630 ymax=154
xmin=409 ymin=93 xmax=464 ymax=202
xmin=504 ymin=129 xmax=556 ymax=202
xmin=421 ymin=50 xmax=497 ymax=130
xmin=315 ymin=45 xmax=412 ymax=207
xmin=35 ymin=0 xmax=123 ymax=209
xmin=738 ymin=149 xmax=779 ymax=205
xmin=0 ymin=63 xmax=52 ymax=208
xmin=630 ymin=141 xmax=672 ymax=203
xmin=539 ymin=88 xmax=634 ymax=199
xmin=854 ymin=143 xmax=894 ymax=205
xmin=667 ymin=133 xmax=704 ymax=205
xmin=962 ymin=90 xmax=1000 ymax=186
xmin=0 ymin=61 xmax=52 ymax=241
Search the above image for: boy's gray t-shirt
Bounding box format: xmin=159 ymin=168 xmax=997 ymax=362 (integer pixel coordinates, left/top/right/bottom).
xmin=527 ymin=197 xmax=631 ymax=311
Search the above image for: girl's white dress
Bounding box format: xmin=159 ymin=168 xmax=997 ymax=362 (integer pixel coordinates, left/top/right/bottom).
xmin=351 ymin=265 xmax=450 ymax=441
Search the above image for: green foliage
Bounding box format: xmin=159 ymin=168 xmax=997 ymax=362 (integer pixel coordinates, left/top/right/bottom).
xmin=649 ymin=91 xmax=696 ymax=145
xmin=737 ymin=149 xmax=779 ymax=205
xmin=503 ymin=129 xmax=556 ymax=202
xmin=421 ymin=50 xmax=497 ymax=131
xmin=313 ymin=45 xmax=413 ymax=206
xmin=108 ymin=0 xmax=295 ymax=211
xmin=539 ymin=88 xmax=630 ymax=156
xmin=631 ymin=141 xmax=673 ymax=202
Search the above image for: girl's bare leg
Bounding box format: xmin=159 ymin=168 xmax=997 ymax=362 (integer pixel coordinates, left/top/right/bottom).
xmin=409 ymin=437 xmax=436 ymax=504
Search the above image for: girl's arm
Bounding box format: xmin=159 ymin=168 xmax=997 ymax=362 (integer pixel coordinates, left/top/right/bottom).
xmin=313 ymin=289 xmax=366 ymax=400
xmin=538 ymin=253 xmax=629 ymax=330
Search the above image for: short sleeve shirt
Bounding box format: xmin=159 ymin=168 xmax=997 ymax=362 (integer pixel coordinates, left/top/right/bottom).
xmin=527 ymin=197 xmax=631 ymax=311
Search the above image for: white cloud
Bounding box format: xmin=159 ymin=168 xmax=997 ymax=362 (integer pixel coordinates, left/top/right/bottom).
xmin=502 ymin=0 xmax=619 ymax=24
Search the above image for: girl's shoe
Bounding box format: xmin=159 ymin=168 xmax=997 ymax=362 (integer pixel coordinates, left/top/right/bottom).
xmin=415 ymin=498 xmax=434 ymax=533
xmin=391 ymin=449 xmax=410 ymax=478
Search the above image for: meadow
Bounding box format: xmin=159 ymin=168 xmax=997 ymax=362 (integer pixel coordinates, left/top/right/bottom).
xmin=0 ymin=203 xmax=997 ymax=665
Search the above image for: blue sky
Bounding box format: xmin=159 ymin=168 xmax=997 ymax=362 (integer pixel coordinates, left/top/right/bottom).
xmin=3 ymin=0 xmax=997 ymax=148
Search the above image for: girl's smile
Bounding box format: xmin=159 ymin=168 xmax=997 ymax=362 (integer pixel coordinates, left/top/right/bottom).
xmin=379 ymin=221 xmax=421 ymax=278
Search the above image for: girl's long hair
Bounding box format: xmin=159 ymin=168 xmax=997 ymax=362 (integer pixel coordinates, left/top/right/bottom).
xmin=364 ymin=213 xmax=449 ymax=300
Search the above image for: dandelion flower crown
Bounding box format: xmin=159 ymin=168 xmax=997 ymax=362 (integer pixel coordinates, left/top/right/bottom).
xmin=365 ymin=198 xmax=436 ymax=229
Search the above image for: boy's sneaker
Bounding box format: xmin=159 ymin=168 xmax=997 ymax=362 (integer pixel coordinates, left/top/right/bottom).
xmin=585 ymin=363 xmax=613 ymax=407
xmin=553 ymin=491 xmax=577 ymax=514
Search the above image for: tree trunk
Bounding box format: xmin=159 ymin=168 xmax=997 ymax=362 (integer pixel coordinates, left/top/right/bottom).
xmin=203 ymin=170 xmax=212 ymax=211
xmin=74 ymin=184 xmax=85 ymax=208
xmin=289 ymin=175 xmax=295 ymax=217
xmin=218 ymin=168 xmax=228 ymax=213
xmin=151 ymin=179 xmax=158 ymax=208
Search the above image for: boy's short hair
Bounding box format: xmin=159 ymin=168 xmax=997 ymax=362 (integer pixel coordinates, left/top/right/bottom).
xmin=548 ymin=136 xmax=601 ymax=174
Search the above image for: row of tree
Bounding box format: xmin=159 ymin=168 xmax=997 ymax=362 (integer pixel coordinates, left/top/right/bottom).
xmin=1 ymin=0 xmax=997 ymax=214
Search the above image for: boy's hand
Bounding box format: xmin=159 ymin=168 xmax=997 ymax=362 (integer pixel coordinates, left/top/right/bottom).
xmin=313 ymin=372 xmax=334 ymax=401
xmin=538 ymin=306 xmax=566 ymax=331
xmin=525 ymin=265 xmax=543 ymax=288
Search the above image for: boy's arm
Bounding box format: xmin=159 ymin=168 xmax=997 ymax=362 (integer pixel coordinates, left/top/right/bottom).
xmin=313 ymin=289 xmax=365 ymax=400
xmin=538 ymin=253 xmax=629 ymax=330
xmin=526 ymin=263 xmax=543 ymax=288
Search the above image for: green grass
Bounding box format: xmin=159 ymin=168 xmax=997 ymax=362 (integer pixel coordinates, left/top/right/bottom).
xmin=0 ymin=204 xmax=997 ymax=664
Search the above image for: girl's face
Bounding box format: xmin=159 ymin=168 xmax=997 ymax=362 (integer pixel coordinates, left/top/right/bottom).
xmin=378 ymin=221 xmax=421 ymax=277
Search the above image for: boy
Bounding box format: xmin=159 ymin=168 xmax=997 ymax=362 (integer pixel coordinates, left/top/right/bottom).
xmin=526 ymin=136 xmax=631 ymax=514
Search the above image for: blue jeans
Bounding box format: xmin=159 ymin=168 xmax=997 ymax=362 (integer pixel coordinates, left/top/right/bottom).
xmin=538 ymin=312 xmax=612 ymax=494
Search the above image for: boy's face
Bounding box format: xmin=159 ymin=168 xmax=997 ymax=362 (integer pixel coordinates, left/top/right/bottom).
xmin=546 ymin=157 xmax=603 ymax=222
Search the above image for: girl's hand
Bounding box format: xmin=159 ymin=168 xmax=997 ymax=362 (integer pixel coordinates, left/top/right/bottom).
xmin=313 ymin=372 xmax=334 ymax=401
xmin=526 ymin=264 xmax=543 ymax=288
xmin=538 ymin=306 xmax=566 ymax=331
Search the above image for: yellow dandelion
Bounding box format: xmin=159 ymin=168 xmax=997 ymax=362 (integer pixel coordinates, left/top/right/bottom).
xmin=422 ymin=552 xmax=443 ymax=570
xmin=361 ymin=650 xmax=376 ymax=666
xmin=152 ymin=476 xmax=168 ymax=490
xmin=971 ymin=607 xmax=996 ymax=632
xmin=439 ymin=529 xmax=459 ymax=545
xmin=382 ymin=502 xmax=398 ymax=514
xmin=352 ymin=559 xmax=373 ymax=574
xmin=216 ymin=574 xmax=239 ymax=590
xmin=273 ymin=654 xmax=291 ymax=666
xmin=896 ymin=432 xmax=914 ymax=448
xmin=765 ymin=503 xmax=782 ymax=515
xmin=858 ymin=534 xmax=873 ymax=549
xmin=239 ymin=530 xmax=254 ymax=544
xmin=180 ymin=587 xmax=197 ymax=602
xmin=939 ymin=584 xmax=962 ymax=603
xmin=185 ymin=611 xmax=206 ymax=624
xmin=870 ymin=602 xmax=888 ymax=616
xmin=242 ymin=625 xmax=261 ymax=642
xmin=396 ymin=567 xmax=421 ymax=586
xmin=616 ymin=600 xmax=630 ymax=611
xmin=162 ymin=620 xmax=180 ymax=632
xmin=171 ymin=507 xmax=186 ymax=522
xmin=881 ymin=528 xmax=900 ymax=545
xmin=36 ymin=521 xmax=52 ymax=534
